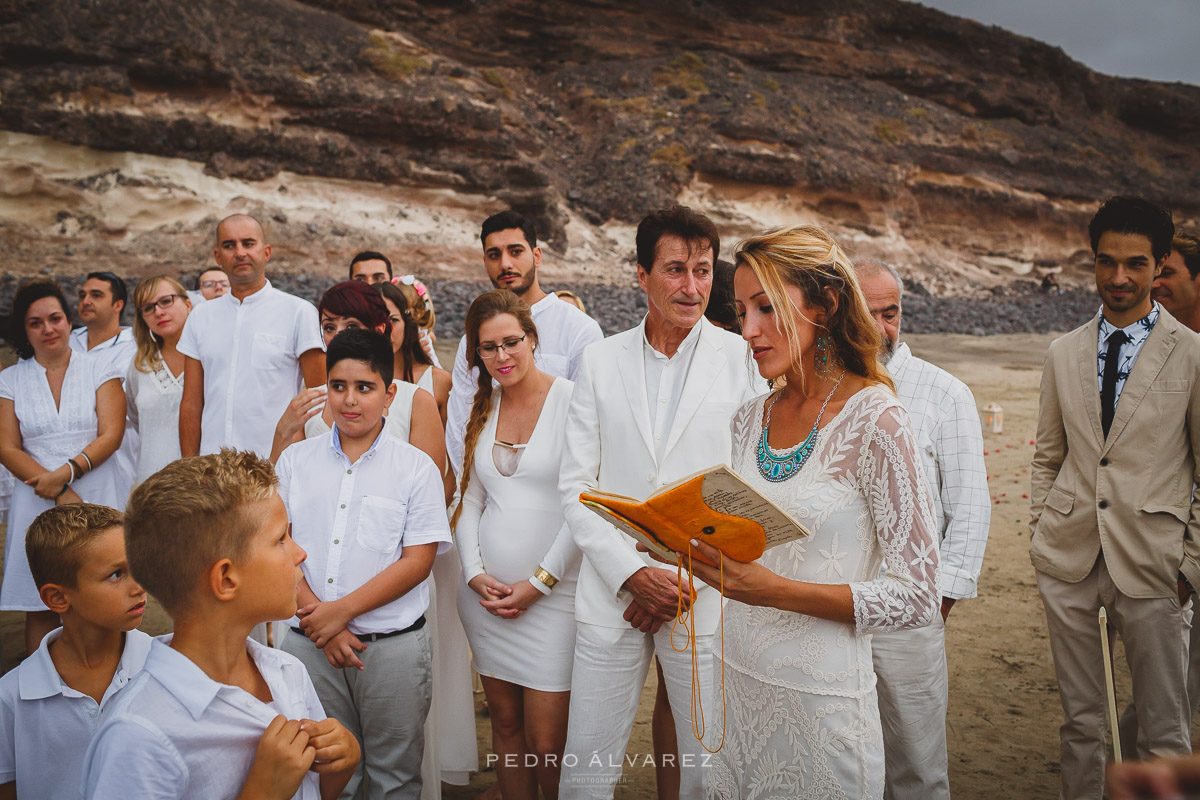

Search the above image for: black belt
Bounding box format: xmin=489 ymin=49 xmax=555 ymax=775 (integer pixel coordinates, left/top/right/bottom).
xmin=291 ymin=615 xmax=425 ymax=642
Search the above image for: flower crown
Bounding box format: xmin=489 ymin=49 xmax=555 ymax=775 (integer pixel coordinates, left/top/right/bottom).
xmin=391 ymin=274 xmax=433 ymax=310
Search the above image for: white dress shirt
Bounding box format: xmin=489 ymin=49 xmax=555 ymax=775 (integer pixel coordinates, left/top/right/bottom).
xmin=445 ymin=292 xmax=603 ymax=475
xmin=887 ymin=342 xmax=991 ymax=599
xmin=642 ymin=319 xmax=702 ymax=465
xmin=177 ymin=281 xmax=323 ymax=458
xmin=276 ymin=426 xmax=453 ymax=634
xmin=69 ymin=326 xmax=136 ymax=378
xmin=83 ymin=637 xmax=325 ymax=800
xmin=0 ymin=627 xmax=151 ymax=799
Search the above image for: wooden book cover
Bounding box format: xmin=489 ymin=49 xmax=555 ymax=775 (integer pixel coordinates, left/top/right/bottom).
xmin=579 ymin=465 xmax=809 ymax=567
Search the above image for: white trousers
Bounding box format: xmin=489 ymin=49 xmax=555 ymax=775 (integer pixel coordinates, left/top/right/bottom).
xmin=559 ymin=622 xmax=714 ymax=799
xmin=871 ymin=614 xmax=951 ymax=800
xmin=1037 ymin=558 xmax=1191 ymax=800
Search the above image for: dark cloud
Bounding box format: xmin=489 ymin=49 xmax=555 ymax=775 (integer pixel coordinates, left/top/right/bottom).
xmin=916 ymin=0 xmax=1199 ymax=85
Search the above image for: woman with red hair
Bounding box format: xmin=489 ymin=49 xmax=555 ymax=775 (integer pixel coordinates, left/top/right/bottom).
xmin=269 ymin=281 xmax=445 ymax=477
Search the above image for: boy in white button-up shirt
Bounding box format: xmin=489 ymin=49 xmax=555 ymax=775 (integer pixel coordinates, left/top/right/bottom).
xmin=83 ymin=450 xmax=361 ymax=800
xmin=0 ymin=504 xmax=152 ymax=800
xmin=277 ymin=329 xmax=452 ymax=800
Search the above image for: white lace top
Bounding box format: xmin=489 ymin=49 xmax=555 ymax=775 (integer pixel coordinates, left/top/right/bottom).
xmin=126 ymin=361 xmax=184 ymax=484
xmin=724 ymin=385 xmax=940 ymax=692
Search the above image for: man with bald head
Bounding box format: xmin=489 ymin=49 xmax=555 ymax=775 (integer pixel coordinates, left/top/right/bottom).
xmin=178 ymin=214 xmax=324 ymax=459
xmin=854 ymin=259 xmax=991 ymax=800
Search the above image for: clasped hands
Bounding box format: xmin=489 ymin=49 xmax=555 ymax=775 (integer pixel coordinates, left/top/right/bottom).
xmin=26 ymin=464 xmax=81 ymax=504
xmin=296 ymin=599 xmax=367 ymax=671
xmin=467 ymin=574 xmax=543 ymax=619
xmin=243 ymin=715 xmax=360 ymax=800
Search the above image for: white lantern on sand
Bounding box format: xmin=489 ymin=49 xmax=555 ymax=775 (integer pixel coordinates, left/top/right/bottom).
xmin=983 ymin=402 xmax=1003 ymax=434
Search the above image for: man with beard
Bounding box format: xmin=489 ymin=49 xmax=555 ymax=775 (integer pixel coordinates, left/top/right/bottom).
xmin=1030 ymin=196 xmax=1200 ymax=800
xmin=1151 ymin=232 xmax=1200 ymax=332
xmin=854 ymin=259 xmax=990 ymax=800
xmin=445 ymin=211 xmax=603 ymax=475
xmin=71 ymin=271 xmax=135 ymax=369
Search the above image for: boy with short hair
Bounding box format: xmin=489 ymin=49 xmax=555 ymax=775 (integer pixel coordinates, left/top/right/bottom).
xmin=82 ymin=449 xmax=361 ymax=800
xmin=0 ymin=503 xmax=151 ymax=800
xmin=277 ymin=328 xmax=451 ymax=799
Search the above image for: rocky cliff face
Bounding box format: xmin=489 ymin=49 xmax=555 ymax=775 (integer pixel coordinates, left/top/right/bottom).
xmin=1 ymin=0 xmax=1197 ymax=300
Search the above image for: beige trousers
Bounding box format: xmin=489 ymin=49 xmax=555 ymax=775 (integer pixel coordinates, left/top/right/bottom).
xmin=1036 ymin=556 xmax=1191 ymax=800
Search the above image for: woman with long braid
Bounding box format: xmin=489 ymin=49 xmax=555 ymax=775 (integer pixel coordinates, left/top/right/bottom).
xmin=453 ymin=290 xmax=581 ymax=800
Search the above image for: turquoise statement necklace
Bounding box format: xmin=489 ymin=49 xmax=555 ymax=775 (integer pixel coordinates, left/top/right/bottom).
xmin=756 ymin=371 xmax=846 ymax=483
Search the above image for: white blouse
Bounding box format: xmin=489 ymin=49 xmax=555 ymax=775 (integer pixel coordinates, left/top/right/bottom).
xmin=126 ymin=360 xmax=184 ymax=484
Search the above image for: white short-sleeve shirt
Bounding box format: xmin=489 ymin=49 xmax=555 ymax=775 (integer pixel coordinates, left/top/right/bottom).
xmin=82 ymin=637 xmax=326 ymax=800
xmin=446 ymin=292 xmax=603 ymax=475
xmin=0 ymin=627 xmax=152 ymax=799
xmin=177 ymin=281 xmax=323 ymax=458
xmin=277 ymin=426 xmax=453 ymax=634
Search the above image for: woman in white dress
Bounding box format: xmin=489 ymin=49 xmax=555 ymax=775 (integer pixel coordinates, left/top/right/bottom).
xmin=653 ymin=227 xmax=940 ymax=800
xmin=126 ymin=275 xmax=191 ymax=483
xmin=0 ymin=280 xmax=128 ymax=654
xmin=452 ymin=290 xmax=580 ymax=800
xmin=378 ymin=279 xmax=451 ymax=426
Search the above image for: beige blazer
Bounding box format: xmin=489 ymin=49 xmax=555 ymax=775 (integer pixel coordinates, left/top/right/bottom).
xmin=1029 ymin=309 xmax=1200 ymax=598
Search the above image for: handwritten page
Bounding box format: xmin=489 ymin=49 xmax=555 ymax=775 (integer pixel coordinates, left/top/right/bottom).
xmin=700 ymin=468 xmax=808 ymax=548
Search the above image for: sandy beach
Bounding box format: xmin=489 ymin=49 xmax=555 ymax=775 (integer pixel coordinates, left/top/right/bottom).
xmin=0 ymin=330 xmax=1188 ymax=798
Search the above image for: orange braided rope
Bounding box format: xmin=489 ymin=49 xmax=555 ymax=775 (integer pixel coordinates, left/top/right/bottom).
xmin=669 ymin=542 xmax=726 ymax=754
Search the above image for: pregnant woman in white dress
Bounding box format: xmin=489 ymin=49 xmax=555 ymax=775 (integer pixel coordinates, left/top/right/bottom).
xmin=126 ymin=275 xmax=191 ymax=483
xmin=0 ymin=280 xmax=128 ymax=654
xmin=656 ymin=227 xmax=940 ymax=800
xmin=452 ymin=290 xmax=581 ymax=800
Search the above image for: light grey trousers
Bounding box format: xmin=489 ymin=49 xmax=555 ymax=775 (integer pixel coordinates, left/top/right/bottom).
xmin=872 ymin=614 xmax=951 ymax=800
xmin=283 ymin=626 xmax=433 ymax=800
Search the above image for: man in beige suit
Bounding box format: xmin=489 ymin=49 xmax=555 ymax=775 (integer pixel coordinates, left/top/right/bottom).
xmin=1030 ymin=195 xmax=1200 ymax=800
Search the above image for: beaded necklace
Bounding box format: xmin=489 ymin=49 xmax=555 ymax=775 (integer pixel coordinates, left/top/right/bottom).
xmin=756 ymin=372 xmax=845 ymax=483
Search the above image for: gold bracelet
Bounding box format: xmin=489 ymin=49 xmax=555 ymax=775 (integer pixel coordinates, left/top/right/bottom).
xmin=533 ymin=567 xmax=559 ymax=590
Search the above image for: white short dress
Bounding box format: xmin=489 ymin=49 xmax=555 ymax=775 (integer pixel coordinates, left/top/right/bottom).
xmin=0 ymin=353 xmax=129 ymax=610
xmin=455 ymin=377 xmax=581 ymax=691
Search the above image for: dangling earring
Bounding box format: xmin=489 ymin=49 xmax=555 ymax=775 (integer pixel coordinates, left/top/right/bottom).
xmin=815 ymin=333 xmax=835 ymax=380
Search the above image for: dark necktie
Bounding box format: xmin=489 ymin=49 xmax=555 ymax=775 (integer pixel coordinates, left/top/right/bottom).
xmin=1101 ymin=330 xmax=1128 ymax=437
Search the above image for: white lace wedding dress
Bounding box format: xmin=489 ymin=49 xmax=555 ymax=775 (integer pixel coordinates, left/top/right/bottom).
xmin=709 ymin=385 xmax=940 ymax=800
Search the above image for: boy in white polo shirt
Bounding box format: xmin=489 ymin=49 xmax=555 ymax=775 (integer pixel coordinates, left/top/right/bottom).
xmin=83 ymin=450 xmax=361 ymax=800
xmin=277 ymin=328 xmax=452 ymax=800
xmin=0 ymin=504 xmax=152 ymax=800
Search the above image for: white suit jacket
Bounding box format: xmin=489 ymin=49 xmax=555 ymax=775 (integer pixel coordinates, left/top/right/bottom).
xmin=560 ymin=317 xmax=762 ymax=630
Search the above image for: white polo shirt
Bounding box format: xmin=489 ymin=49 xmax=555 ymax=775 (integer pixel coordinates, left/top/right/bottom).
xmin=177 ymin=281 xmax=323 ymax=459
xmin=277 ymin=426 xmax=453 ymax=635
xmin=445 ymin=291 xmax=603 ymax=475
xmin=0 ymin=627 xmax=152 ymax=799
xmin=82 ymin=637 xmax=325 ymax=800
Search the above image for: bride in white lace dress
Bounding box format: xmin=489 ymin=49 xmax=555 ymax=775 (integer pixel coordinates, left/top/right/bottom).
xmin=671 ymin=227 xmax=940 ymax=800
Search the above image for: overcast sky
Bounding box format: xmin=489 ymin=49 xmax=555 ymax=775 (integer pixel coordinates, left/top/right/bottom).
xmin=916 ymin=0 xmax=1199 ymax=85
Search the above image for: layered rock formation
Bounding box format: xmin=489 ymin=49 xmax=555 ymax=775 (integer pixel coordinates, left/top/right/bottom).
xmin=1 ymin=0 xmax=1197 ymax=312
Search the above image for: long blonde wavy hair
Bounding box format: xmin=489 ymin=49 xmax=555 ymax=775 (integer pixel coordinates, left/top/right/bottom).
xmin=734 ymin=225 xmax=893 ymax=393
xmin=449 ymin=290 xmax=539 ymax=531
xmin=131 ymin=275 xmax=191 ymax=374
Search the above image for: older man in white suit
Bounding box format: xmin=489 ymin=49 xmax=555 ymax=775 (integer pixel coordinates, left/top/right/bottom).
xmin=558 ymin=206 xmax=761 ymax=799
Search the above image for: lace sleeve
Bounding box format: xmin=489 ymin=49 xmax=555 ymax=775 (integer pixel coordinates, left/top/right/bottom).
xmin=849 ymin=397 xmax=940 ymax=633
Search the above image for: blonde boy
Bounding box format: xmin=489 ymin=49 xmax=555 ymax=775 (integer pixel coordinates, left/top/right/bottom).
xmin=82 ymin=450 xmax=360 ymax=800
xmin=0 ymin=504 xmax=151 ymax=800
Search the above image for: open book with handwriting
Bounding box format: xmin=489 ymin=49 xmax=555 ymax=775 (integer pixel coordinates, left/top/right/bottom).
xmin=579 ymin=465 xmax=809 ymax=567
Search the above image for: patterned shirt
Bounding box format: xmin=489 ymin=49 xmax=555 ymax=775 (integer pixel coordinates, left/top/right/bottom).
xmin=1096 ymin=303 xmax=1160 ymax=409
xmin=886 ymin=343 xmax=991 ymax=599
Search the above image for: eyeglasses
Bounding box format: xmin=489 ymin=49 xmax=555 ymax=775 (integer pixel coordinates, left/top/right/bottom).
xmin=476 ymin=335 xmax=527 ymax=359
xmin=140 ymin=295 xmax=187 ymax=316
xmin=200 ymin=279 xmax=230 ymax=290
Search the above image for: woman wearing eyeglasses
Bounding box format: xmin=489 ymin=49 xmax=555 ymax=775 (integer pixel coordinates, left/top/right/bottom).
xmin=452 ymin=290 xmax=581 ymax=800
xmin=127 ymin=276 xmax=192 ymax=483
